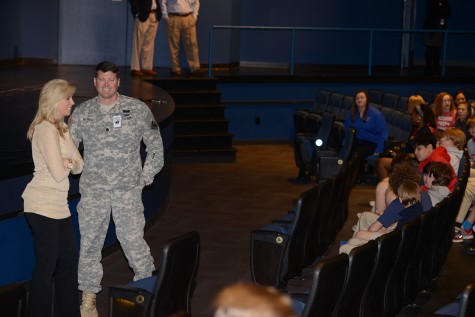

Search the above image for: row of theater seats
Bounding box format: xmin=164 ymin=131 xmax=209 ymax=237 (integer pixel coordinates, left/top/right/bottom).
xmin=311 ymin=89 xmax=413 ymax=146
xmin=315 ymin=89 xmax=409 ymax=117
xmin=292 ymin=89 xmax=414 ymax=184
xmin=293 ymin=108 xmax=357 ymax=183
xmin=291 ymin=154 xmax=470 ymax=317
xmin=367 ymin=87 xmax=475 ymax=107
xmin=250 ymin=152 xmax=362 ymax=289
xmin=254 ymin=84 xmax=473 ymax=315
xmin=252 ymin=147 xmax=470 ymax=317
xmin=309 ymin=87 xmax=475 ymax=148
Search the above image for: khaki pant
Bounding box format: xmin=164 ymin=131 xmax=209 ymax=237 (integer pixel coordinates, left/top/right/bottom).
xmin=131 ymin=14 xmax=159 ymax=71
xmin=339 ymin=212 xmax=380 ymax=254
xmin=456 ymin=177 xmax=475 ymax=224
xmin=166 ymin=15 xmax=200 ymax=73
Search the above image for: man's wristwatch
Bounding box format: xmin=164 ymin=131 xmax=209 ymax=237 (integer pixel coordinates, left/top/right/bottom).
xmin=67 ymin=159 xmax=73 ymax=170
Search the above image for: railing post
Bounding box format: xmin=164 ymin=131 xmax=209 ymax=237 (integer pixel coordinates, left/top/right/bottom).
xmin=368 ymin=30 xmax=374 ymax=77
xmin=290 ymin=29 xmax=296 ymax=75
xmin=442 ymin=29 xmax=447 ymax=77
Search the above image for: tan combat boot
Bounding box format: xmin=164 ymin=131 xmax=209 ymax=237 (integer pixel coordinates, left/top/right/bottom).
xmin=80 ymin=292 xmax=98 ymax=317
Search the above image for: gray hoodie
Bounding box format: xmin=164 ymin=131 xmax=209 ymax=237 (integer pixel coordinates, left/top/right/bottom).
xmin=428 ymin=185 xmax=451 ymax=206
xmin=444 ymin=146 xmax=463 ymax=175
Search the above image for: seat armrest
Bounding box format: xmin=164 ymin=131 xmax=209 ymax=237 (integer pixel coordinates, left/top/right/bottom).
xmin=108 ymin=286 xmax=153 ymax=317
xmin=251 ymin=230 xmax=290 ymax=287
xmin=317 ymin=156 xmax=344 ymax=180
xmin=260 ymin=223 xmax=291 ymax=234
xmin=315 ymin=150 xmax=337 ymax=159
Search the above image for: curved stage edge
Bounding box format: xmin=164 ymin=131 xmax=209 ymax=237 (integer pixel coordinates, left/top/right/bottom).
xmin=0 ymin=67 xmax=174 ymax=286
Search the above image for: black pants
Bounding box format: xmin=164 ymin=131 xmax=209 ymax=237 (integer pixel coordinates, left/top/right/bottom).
xmin=25 ymin=213 xmax=80 ymax=317
xmin=351 ymin=138 xmax=377 ymax=160
xmin=425 ymin=46 xmax=441 ymax=76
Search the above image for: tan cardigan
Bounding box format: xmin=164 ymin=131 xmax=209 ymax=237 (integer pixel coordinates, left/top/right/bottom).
xmin=22 ymin=121 xmax=84 ymax=219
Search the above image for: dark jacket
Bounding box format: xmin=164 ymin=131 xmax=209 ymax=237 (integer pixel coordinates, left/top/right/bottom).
xmin=129 ymin=0 xmax=162 ymax=22
xmin=422 ymin=0 xmax=451 ymax=47
xmin=423 ymin=0 xmax=451 ymax=29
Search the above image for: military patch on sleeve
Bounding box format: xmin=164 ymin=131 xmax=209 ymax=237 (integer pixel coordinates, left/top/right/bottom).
xmin=151 ymin=120 xmax=159 ymax=130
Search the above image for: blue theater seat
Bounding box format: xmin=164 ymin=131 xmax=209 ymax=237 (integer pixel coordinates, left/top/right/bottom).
xmin=291 ymin=254 xmax=348 ymax=317
xmin=333 ymin=240 xmax=378 ymax=317
xmin=251 ymin=186 xmax=320 ymax=288
xmin=432 ymin=282 xmax=475 ymax=317
xmin=313 ymin=89 xmax=331 ymax=114
xmin=108 ymin=231 xmax=200 ymax=317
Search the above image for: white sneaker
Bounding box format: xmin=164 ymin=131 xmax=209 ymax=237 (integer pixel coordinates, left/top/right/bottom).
xmin=81 ymin=292 xmax=98 ymax=317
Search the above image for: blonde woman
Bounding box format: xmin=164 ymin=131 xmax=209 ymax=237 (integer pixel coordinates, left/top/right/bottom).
xmin=406 ymin=95 xmax=426 ymax=115
xmin=22 ymin=79 xmax=84 ymax=317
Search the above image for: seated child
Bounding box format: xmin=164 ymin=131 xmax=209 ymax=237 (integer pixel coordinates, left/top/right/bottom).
xmin=438 ymin=127 xmax=466 ymax=174
xmin=382 ymin=131 xmax=458 ymax=204
xmin=466 ymin=116 xmax=475 ymax=165
xmin=373 ymin=153 xmax=414 ymax=215
xmin=453 ymin=118 xmax=475 ymax=242
xmin=413 ymin=132 xmax=457 ymax=192
xmin=394 ymin=181 xmax=424 ymax=228
xmin=375 ymin=101 xmax=435 ymax=181
xmin=341 ymin=161 xmax=452 ymax=254
xmin=351 ymin=164 xmax=423 ymax=235
xmin=341 ymin=164 xmax=420 ymax=253
xmin=340 ymin=180 xmax=422 ymax=254
xmin=422 ymin=161 xmax=452 ymax=206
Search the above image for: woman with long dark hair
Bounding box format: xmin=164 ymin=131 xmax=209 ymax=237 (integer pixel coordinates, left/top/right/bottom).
xmin=345 ymin=90 xmax=388 ymax=158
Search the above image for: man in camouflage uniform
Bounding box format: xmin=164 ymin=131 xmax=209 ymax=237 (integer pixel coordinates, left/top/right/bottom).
xmin=69 ymin=61 xmax=164 ymax=317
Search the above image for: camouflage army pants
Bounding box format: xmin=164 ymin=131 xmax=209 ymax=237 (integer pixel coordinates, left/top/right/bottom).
xmin=77 ymin=186 xmax=155 ymax=293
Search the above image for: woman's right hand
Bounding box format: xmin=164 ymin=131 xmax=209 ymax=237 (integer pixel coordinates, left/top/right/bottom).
xmin=62 ymin=158 xmax=71 ymax=169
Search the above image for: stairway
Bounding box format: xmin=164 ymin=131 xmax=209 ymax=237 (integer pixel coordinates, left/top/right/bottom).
xmin=148 ymin=78 xmax=236 ymax=162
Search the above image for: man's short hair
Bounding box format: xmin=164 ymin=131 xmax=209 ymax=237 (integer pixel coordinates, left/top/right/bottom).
xmin=95 ymin=61 xmax=120 ymax=79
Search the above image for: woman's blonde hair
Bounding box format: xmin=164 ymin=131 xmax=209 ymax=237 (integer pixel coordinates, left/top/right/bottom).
xmin=407 ymin=95 xmax=426 ymax=114
xmin=27 ymin=79 xmax=76 ymax=140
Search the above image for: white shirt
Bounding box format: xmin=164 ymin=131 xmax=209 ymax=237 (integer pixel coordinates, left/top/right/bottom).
xmin=160 ymin=0 xmax=199 ymax=19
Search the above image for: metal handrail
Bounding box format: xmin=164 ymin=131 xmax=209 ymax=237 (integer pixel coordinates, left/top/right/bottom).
xmin=207 ymin=25 xmax=475 ymax=77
